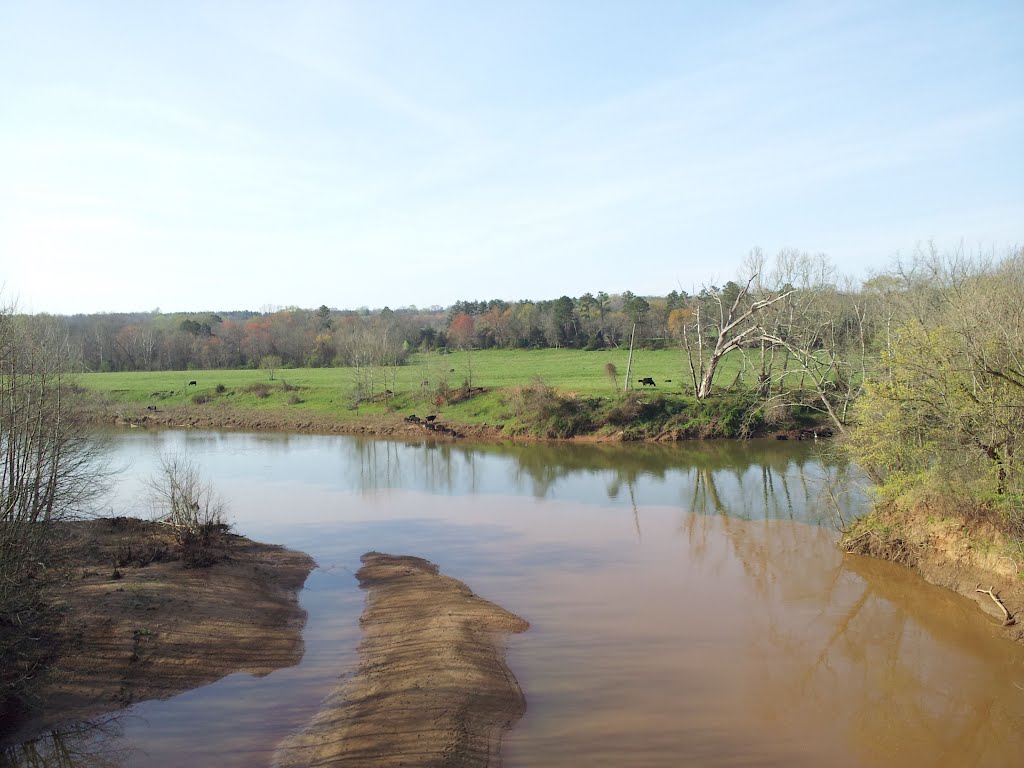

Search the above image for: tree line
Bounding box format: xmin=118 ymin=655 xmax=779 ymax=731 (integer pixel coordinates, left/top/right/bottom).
xmin=12 ymin=245 xmax=1022 ymax=439
xmin=54 ymin=292 xmax=691 ymax=375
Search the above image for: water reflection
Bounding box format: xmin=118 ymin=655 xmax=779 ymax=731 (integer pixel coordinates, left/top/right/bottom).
xmin=1 ymin=716 xmax=131 ymax=768
xmin=22 ymin=430 xmax=1022 ymax=767
xmin=345 ymin=439 xmax=870 ymax=532
xmin=108 ymin=431 xmax=864 ymax=529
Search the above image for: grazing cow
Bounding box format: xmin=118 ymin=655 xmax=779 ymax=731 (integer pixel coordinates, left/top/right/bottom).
xmin=638 ymin=377 xmax=656 ymax=387
xmin=188 ymin=380 xmax=197 ymax=386
xmin=425 ymin=415 xmax=437 ymax=422
xmin=404 ymin=414 xmax=421 ymax=424
xmin=146 ymin=405 xmax=157 ymax=411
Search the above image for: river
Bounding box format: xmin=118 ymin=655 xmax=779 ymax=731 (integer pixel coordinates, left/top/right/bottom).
xmin=13 ymin=431 xmax=1024 ymax=766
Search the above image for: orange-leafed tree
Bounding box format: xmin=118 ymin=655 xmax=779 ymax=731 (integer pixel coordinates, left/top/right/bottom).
xmin=448 ymin=313 xmax=476 ymax=349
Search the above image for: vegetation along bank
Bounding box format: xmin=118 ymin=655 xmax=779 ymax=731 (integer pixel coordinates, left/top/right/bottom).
xmin=4 ymin=245 xmax=1024 ymax=749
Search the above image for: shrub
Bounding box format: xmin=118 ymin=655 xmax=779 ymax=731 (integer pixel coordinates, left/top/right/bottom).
xmin=505 ymin=379 xmax=598 ymax=438
xmin=607 ymin=392 xmax=644 ymax=426
xmin=192 ymin=393 xmax=210 ymax=405
xmin=246 ymin=383 xmax=272 ymax=399
xmin=147 ymin=453 xmax=231 ymax=567
xmin=215 ymin=383 xmax=227 ymax=394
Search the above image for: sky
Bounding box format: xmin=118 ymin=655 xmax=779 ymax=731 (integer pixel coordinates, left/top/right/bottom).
xmin=1 ymin=1 xmax=1021 ymax=315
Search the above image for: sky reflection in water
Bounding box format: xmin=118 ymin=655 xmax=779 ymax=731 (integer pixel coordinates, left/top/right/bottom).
xmin=13 ymin=432 xmax=1024 ymax=767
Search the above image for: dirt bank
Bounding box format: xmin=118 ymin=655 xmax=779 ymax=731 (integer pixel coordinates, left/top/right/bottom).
xmin=842 ymin=503 xmax=1024 ymax=643
xmin=274 ymin=552 xmax=529 ymax=768
xmin=2 ymin=518 xmax=315 ymax=744
xmin=107 ymin=403 xmax=508 ymax=441
xmin=104 ymin=402 xmax=819 ymax=445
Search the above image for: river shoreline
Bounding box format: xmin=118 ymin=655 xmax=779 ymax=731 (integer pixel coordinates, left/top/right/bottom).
xmin=842 ymin=503 xmax=1024 ymax=643
xmin=101 ymin=400 xmax=828 ymax=443
xmin=100 ymin=405 xmax=1024 ymax=644
xmin=1 ymin=518 xmax=315 ymax=747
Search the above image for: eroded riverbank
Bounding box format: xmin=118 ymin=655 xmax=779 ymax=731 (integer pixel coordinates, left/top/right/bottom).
xmin=842 ymin=503 xmax=1024 ymax=643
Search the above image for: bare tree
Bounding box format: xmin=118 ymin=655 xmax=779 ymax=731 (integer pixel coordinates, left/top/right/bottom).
xmin=1 ymin=303 xmax=113 ymax=705
xmin=682 ymin=250 xmax=795 ymax=399
xmin=757 ymin=252 xmax=870 ymax=432
xmin=148 ymin=452 xmax=229 ymax=565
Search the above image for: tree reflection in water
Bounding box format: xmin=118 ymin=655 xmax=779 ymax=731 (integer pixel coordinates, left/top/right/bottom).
xmin=1 ymin=715 xmax=131 ymax=768
xmin=40 ymin=432 xmax=1024 ymax=767
xmin=339 ymin=437 xmax=864 ymax=528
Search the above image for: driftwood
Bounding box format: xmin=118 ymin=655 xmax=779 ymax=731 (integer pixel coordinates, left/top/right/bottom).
xmin=975 ymin=584 xmax=1016 ymax=626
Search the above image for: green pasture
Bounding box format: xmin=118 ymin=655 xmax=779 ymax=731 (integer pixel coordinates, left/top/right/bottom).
xmin=77 ymin=347 xmax=760 ymax=422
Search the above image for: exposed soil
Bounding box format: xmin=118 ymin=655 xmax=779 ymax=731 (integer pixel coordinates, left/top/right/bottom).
xmin=842 ymin=502 xmax=1024 ymax=643
xmin=273 ymin=552 xmax=529 ymax=768
xmin=105 ymin=402 xmax=820 ymax=445
xmin=2 ymin=518 xmax=315 ymax=744
xmin=109 ymin=404 xmax=507 ymax=441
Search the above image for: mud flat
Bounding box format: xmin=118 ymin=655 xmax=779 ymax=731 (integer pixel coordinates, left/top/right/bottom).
xmin=274 ymin=552 xmax=529 ymax=768
xmin=2 ymin=518 xmax=315 ymax=744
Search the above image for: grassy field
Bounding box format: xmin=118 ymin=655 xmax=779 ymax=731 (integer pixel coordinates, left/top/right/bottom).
xmin=80 ymin=349 xmax=747 ymax=407
xmin=78 ymin=347 xmax=792 ymax=436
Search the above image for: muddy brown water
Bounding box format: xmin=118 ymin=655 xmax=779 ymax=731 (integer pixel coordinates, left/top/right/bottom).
xmin=10 ymin=433 xmax=1024 ymax=767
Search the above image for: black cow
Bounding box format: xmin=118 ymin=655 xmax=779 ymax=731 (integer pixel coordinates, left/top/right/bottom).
xmin=425 ymin=415 xmax=437 ymax=422
xmin=146 ymin=405 xmax=158 ymax=411
xmin=638 ymin=377 xmax=656 ymax=387
xmin=188 ymin=380 xmax=197 ymax=386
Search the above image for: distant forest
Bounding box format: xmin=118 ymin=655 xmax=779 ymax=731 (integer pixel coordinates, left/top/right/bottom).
xmin=57 ymin=290 xmax=689 ymax=373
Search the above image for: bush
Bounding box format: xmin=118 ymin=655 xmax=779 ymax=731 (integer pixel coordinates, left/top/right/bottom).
xmin=607 ymin=393 xmax=644 ymax=426
xmin=147 ymin=453 xmax=231 ymax=567
xmin=215 ymin=383 xmax=227 ymax=394
xmin=246 ymin=383 xmax=272 ymax=399
xmin=192 ymin=393 xmax=210 ymax=404
xmin=504 ymin=379 xmax=598 ymax=438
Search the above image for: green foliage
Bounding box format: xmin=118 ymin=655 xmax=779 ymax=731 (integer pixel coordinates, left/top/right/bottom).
xmin=846 ymin=250 xmax=1024 ymax=542
xmin=79 ymin=348 xmax=813 ymax=438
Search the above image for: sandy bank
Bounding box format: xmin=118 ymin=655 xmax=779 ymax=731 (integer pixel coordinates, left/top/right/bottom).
xmin=274 ymin=552 xmax=529 ymax=768
xmin=2 ymin=518 xmax=315 ymax=744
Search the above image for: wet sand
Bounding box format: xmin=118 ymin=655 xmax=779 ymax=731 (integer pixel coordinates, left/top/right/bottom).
xmin=2 ymin=518 xmax=315 ymax=744
xmin=273 ymin=552 xmax=529 ymax=768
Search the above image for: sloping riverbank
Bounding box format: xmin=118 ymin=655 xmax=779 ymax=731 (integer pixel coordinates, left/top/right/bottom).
xmin=842 ymin=503 xmax=1023 ymax=643
xmin=2 ymin=518 xmax=315 ymax=745
xmin=100 ymin=395 xmax=828 ymax=443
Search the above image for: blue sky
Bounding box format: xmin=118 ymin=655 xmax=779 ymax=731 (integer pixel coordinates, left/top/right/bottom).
xmin=1 ymin=1 xmax=1021 ymax=314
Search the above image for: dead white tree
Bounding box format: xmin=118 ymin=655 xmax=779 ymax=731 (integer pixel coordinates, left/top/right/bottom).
xmin=684 ymin=252 xmax=795 ymax=399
